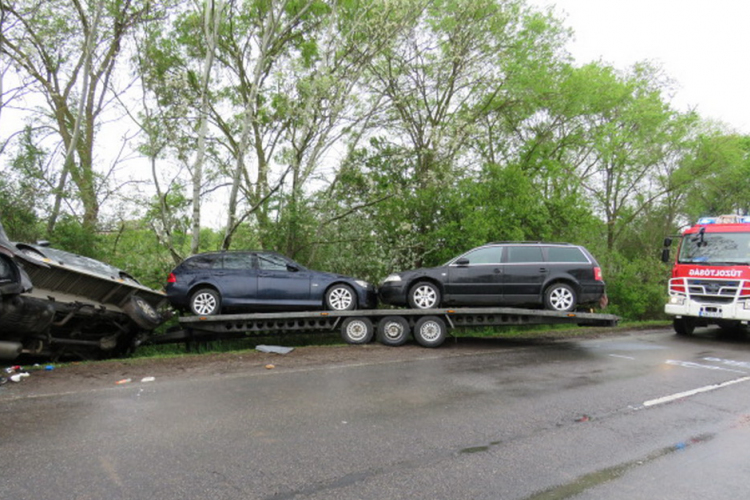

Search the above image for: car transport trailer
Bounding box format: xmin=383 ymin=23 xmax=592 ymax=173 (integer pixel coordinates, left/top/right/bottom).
xmin=172 ymin=307 xmax=619 ymax=348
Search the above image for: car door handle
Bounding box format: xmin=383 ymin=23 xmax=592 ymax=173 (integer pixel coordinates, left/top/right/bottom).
xmin=493 ymin=268 xmax=502 ymax=274
xmin=539 ymin=268 xmax=548 ymax=273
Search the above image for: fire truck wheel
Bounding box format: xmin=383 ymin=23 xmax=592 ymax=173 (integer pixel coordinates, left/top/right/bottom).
xmin=673 ymin=318 xmax=695 ymax=336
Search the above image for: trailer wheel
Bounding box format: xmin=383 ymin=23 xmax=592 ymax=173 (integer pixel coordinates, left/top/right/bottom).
xmin=377 ymin=316 xmax=411 ymax=346
xmin=413 ymin=316 xmax=447 ymax=348
xmin=341 ymin=317 xmax=374 ymax=344
xmin=673 ymin=317 xmax=695 ymax=336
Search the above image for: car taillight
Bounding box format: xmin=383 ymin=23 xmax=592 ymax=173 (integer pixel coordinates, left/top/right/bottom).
xmin=594 ymin=267 xmax=603 ymax=281
xmin=167 ymin=273 xmax=177 ymax=283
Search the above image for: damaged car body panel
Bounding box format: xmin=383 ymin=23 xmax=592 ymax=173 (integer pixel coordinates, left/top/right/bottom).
xmin=0 ymin=222 xmax=168 ymax=361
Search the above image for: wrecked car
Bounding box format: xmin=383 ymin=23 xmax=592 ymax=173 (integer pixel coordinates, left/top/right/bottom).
xmin=0 ymin=222 xmax=168 ymax=361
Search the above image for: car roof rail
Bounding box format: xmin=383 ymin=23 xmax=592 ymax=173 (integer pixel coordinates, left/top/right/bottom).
xmin=486 ymin=241 xmax=575 ymax=246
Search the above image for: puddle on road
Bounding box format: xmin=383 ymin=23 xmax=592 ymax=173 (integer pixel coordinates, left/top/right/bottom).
xmin=521 ymin=433 xmax=715 ymax=500
xmin=460 ymin=441 xmax=502 ymax=454
xmin=584 ymin=340 xmax=668 ymax=352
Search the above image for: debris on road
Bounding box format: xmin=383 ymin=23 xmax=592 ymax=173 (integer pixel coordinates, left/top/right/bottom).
xmin=256 ymin=345 xmax=294 ymax=355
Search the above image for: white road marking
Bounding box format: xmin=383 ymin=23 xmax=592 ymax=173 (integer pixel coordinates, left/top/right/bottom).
xmin=609 ymin=354 xmax=635 ymax=360
xmin=703 ymin=357 xmax=750 ymax=370
xmin=643 ymin=376 xmax=750 ymax=407
xmin=665 ymin=359 xmax=747 ymax=374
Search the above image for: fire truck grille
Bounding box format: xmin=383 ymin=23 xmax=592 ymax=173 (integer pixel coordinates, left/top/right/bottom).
xmin=686 ymin=279 xmax=740 ymax=303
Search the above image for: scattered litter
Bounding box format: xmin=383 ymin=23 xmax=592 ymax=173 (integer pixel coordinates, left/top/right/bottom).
xmin=265 ymin=364 xmax=276 ymax=370
xmin=115 ymin=378 xmax=132 ymax=385
xmin=45 ymin=365 xmax=54 ymax=371
xmin=141 ymin=376 xmax=155 ymax=383
xmin=256 ymin=345 xmax=294 ymax=355
xmin=1 ymin=366 xmax=31 ymax=384
xmin=575 ymin=415 xmax=591 ymax=423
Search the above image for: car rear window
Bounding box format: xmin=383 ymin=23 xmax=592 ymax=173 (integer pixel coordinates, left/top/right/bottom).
xmin=546 ymin=246 xmax=589 ymax=263
xmin=222 ymin=253 xmax=255 ymax=270
xmin=184 ymin=254 xmax=218 ymax=269
xmin=506 ymin=246 xmax=543 ymax=263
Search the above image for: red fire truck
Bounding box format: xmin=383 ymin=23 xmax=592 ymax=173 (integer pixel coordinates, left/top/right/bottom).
xmin=663 ymin=214 xmax=750 ymax=335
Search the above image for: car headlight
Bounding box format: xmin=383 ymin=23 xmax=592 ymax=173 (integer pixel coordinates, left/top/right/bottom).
xmin=669 ymin=296 xmax=686 ymax=305
xmin=355 ymin=280 xmax=370 ymax=288
xmin=382 ymin=274 xmax=402 ymax=283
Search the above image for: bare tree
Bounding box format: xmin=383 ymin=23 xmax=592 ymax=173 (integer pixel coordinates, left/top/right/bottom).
xmin=0 ymin=0 xmax=155 ymax=234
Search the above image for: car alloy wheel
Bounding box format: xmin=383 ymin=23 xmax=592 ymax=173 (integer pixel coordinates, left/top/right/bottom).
xmin=190 ymin=289 xmax=221 ymax=315
xmin=544 ymin=283 xmax=576 ymax=312
xmin=409 ymin=282 xmax=440 ymax=309
xmin=326 ymin=284 xmax=356 ymax=311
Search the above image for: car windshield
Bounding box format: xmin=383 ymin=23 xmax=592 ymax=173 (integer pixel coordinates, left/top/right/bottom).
xmin=27 ymin=246 xmax=124 ymax=278
xmin=678 ymin=231 xmax=750 ymax=264
xmin=446 ymin=246 xmax=502 ymax=265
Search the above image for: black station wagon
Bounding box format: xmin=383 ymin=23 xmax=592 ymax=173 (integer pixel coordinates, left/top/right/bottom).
xmin=378 ymin=242 xmax=607 ymax=312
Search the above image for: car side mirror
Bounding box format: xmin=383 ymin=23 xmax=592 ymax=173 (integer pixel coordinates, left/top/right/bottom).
xmin=663 ymin=237 xmax=672 ymax=247
xmin=661 ymin=248 xmax=670 ymax=263
xmin=455 ymin=258 xmax=470 ymax=266
xmin=286 ymin=264 xmax=299 ymax=272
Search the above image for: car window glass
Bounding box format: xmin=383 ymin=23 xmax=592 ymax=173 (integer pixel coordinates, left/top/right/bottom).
xmin=546 ymin=246 xmax=589 ymax=263
xmin=258 ymin=253 xmax=290 ymax=271
xmin=0 ymin=256 xmax=12 ymax=281
xmin=35 ymin=246 xmax=120 ymax=277
xmin=506 ymin=246 xmax=543 ymax=263
xmin=460 ymin=246 xmax=502 ymax=264
xmin=186 ymin=254 xmax=217 ymax=269
xmin=222 ymin=253 xmax=255 ymax=270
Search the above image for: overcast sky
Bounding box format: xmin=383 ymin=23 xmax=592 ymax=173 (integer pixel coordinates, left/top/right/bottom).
xmin=529 ymin=0 xmax=750 ymax=133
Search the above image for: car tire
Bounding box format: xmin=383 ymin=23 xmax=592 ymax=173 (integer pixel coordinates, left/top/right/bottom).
xmin=325 ymin=284 xmax=356 ymax=311
xmin=190 ymin=288 xmax=221 ymax=316
xmin=340 ymin=317 xmax=374 ymax=344
xmin=413 ymin=316 xmax=447 ymax=348
xmin=377 ymin=316 xmax=411 ymax=346
xmin=673 ymin=317 xmax=696 ymax=336
xmin=408 ymin=281 xmax=441 ymax=309
xmin=123 ymin=295 xmax=162 ymax=330
xmin=543 ymin=283 xmax=576 ymax=312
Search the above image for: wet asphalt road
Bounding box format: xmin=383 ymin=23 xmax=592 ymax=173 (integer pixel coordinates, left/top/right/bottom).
xmin=2 ymin=328 xmax=750 ymax=499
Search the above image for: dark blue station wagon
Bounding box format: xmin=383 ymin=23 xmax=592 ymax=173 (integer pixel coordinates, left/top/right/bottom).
xmin=166 ymin=251 xmax=377 ymax=315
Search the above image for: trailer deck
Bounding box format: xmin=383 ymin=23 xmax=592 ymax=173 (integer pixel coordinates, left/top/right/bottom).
xmin=171 ymin=307 xmax=619 ymax=348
